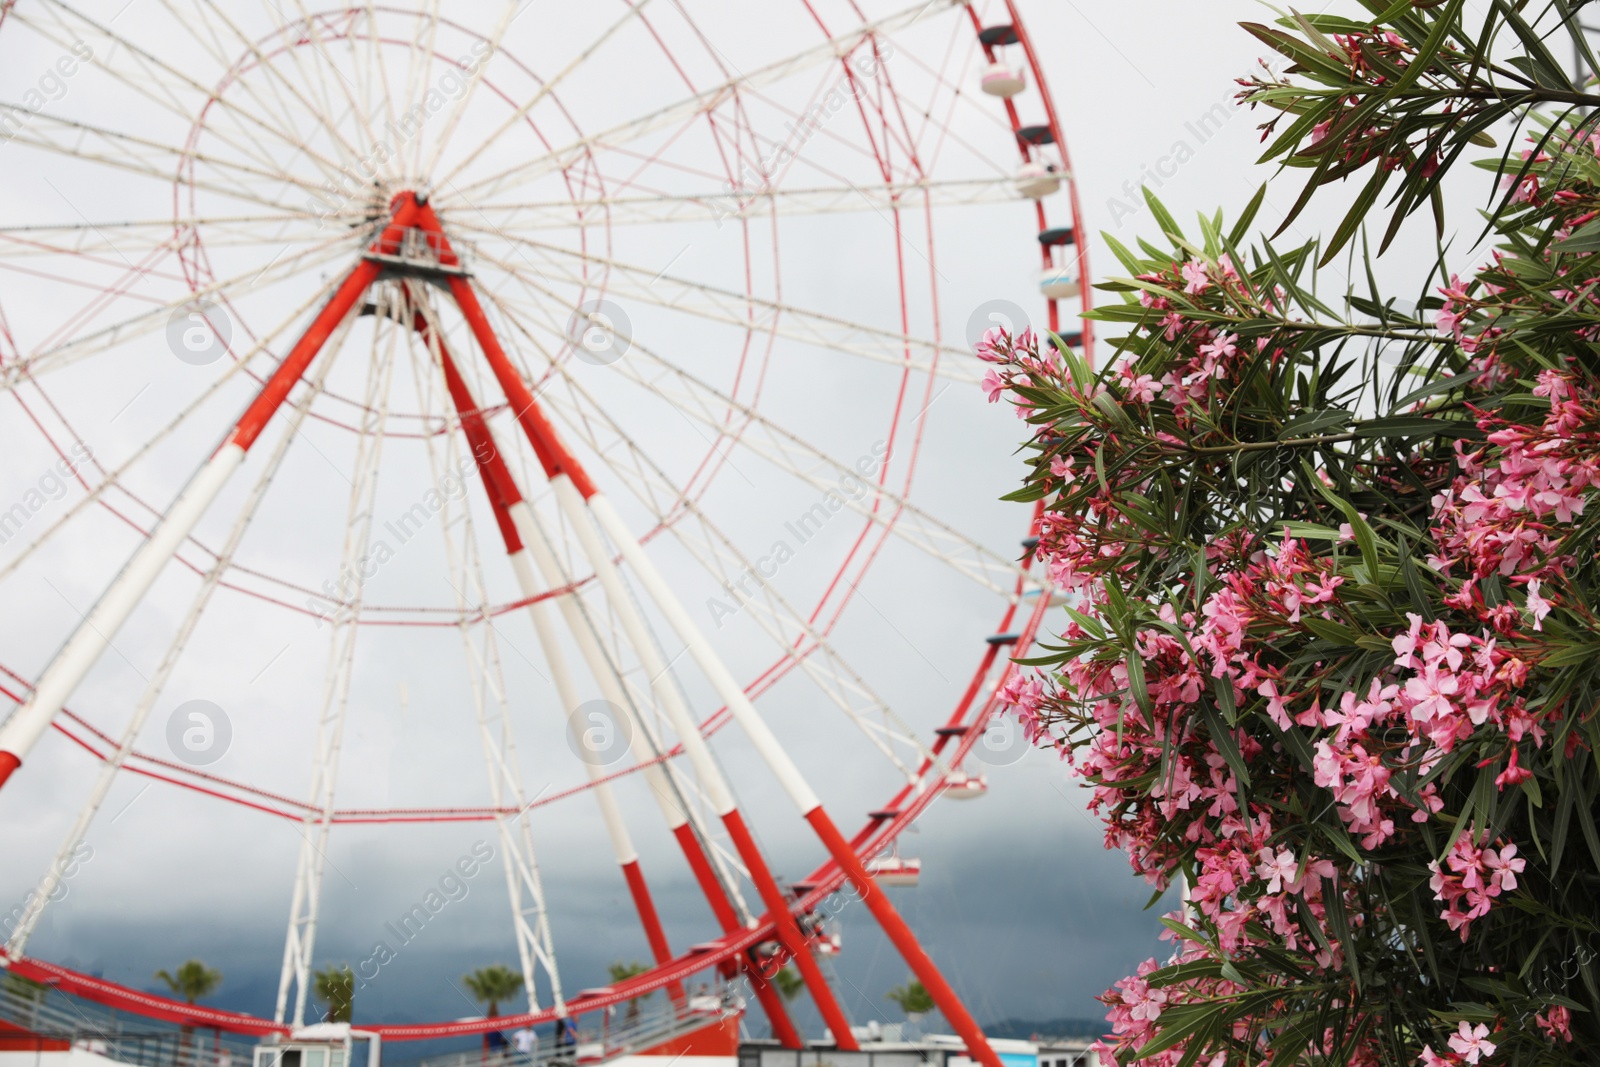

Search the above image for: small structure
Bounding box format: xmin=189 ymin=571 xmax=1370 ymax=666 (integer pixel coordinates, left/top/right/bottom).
xmin=1015 ymin=162 xmax=1061 ymax=200
xmin=864 ymin=855 xmax=921 ymax=887
xmin=981 ymin=62 xmax=1026 ymax=98
xmin=942 ymin=771 xmax=988 ymax=800
xmin=1039 ymin=265 xmax=1080 ymax=300
xmin=253 ymin=1023 xmax=381 ymax=1067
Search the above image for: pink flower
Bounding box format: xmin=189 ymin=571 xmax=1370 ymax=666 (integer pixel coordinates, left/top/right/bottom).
xmin=975 ymin=325 xmax=1008 ymax=362
xmin=1181 ymin=259 xmax=1211 ymax=294
xmin=1256 ymin=847 xmax=1299 ymax=893
xmin=1199 ymin=332 xmax=1238 ymax=361
xmin=1532 ymin=369 xmax=1572 ymax=401
xmin=1124 ymin=373 xmax=1162 ymax=403
xmin=1436 ymin=306 xmax=1465 ymax=339
xmin=1392 ymin=613 xmax=1425 ymax=669
xmin=1494 ymin=747 xmax=1532 ymax=790
xmin=981 ymin=368 xmax=1005 ymax=403
xmin=1483 ymin=842 xmax=1525 ymax=892
xmin=1524 ymin=578 xmax=1552 ymax=630
xmin=1405 ymin=662 xmax=1458 ymax=722
xmin=1536 ymin=1005 xmax=1573 ymax=1043
xmin=1446 ymin=1021 xmax=1496 ymax=1064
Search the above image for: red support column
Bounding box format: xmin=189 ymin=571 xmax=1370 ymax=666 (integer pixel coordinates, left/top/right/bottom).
xmin=422 ymin=313 xmax=801 ymax=1046
xmin=671 ymin=824 xmax=804 ymax=1050
xmin=415 ymin=207 xmax=854 ymax=1050
xmin=620 ymin=860 xmax=678 ymax=990
xmin=722 ymin=809 xmax=858 ymax=1050
xmin=0 ymin=194 xmax=422 ymax=795
xmin=229 ymin=196 xmax=421 ymax=453
xmin=421 ymin=313 xmax=683 ymax=1005
xmin=807 ymin=807 xmax=998 ymax=1067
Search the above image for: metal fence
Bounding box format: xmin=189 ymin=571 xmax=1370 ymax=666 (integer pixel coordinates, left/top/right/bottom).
xmin=0 ymin=978 xmax=258 ymax=1067
xmin=397 ymin=999 xmax=736 ymax=1067
xmin=739 ymin=1047 xmax=949 ymax=1067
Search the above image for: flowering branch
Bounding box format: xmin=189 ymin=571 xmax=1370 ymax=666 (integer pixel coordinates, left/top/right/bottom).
xmin=979 ymin=6 xmax=1600 ymax=1065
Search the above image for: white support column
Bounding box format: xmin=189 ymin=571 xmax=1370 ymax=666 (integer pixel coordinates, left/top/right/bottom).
xmin=274 ymin=301 xmax=399 ymax=1028
xmin=0 ymin=443 xmax=244 ymax=764
xmin=413 ymin=305 xmax=562 ymax=1015
xmin=6 ymin=353 xmax=335 ymax=958
xmin=505 ymin=547 xmax=637 ymax=864
xmin=536 ymin=480 xmax=737 ymax=818
xmin=507 ymin=500 xmax=705 ymax=833
xmin=586 ymin=492 xmax=821 ymax=813
xmin=444 ymin=513 xmax=562 ymax=1015
xmin=506 ymin=498 xmax=754 ymax=924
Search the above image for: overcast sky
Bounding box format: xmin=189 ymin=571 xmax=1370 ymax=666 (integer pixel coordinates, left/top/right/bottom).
xmin=0 ymin=0 xmax=1508 ymax=1050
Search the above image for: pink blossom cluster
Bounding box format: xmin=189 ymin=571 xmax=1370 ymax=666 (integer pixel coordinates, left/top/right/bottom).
xmin=976 ymin=324 xmax=1067 ymax=419
xmin=1237 ymin=27 xmax=1437 ymax=176
xmin=1132 ymin=257 xmax=1267 ymax=427
xmin=1427 ymin=832 xmax=1526 ymax=941
xmin=973 ymin=314 xmax=1582 ymax=1063
xmin=1428 ymin=371 xmax=1599 ymax=592
xmin=1419 ymin=1021 xmax=1499 ymax=1066
xmin=1096 ymin=953 xmax=1245 ymax=1067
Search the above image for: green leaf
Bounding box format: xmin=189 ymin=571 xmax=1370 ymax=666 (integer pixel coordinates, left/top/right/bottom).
xmin=1313 ymin=476 xmax=1384 ymax=581
xmin=1302 ymin=616 xmax=1360 ymax=646
xmin=1142 ymin=186 xmax=1184 ymax=246
xmin=1240 ymin=21 xmax=1358 ymax=82
xmin=1400 ymin=550 xmax=1437 ymax=622
xmin=1228 ymin=184 xmax=1268 ymax=247
xmin=1281 ymin=522 xmax=1344 ymax=539
xmin=1125 ymin=651 xmax=1154 ymax=720
xmin=1391 ymin=373 xmax=1472 ymax=411
xmin=1063 ymin=605 xmax=1106 ymax=640
xmin=1321 ymin=167 xmax=1388 ymax=267
xmin=1496 ymin=0 xmax=1576 ymax=91
xmin=1557 ymin=217 xmax=1600 ymax=252
xmin=1388 ymin=0 xmax=1466 ymax=94
xmin=1354 ymin=414 xmax=1445 ymax=437
xmin=1280 ymin=408 xmax=1353 ymax=437
xmin=1200 ymin=700 xmax=1251 ymax=788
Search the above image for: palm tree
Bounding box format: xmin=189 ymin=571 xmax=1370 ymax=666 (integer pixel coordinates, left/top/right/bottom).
xmin=771 ymin=966 xmax=804 ymax=1003
xmin=312 ymin=965 xmax=354 ymax=1024
xmin=463 ymin=966 xmax=524 ymax=1061
xmin=154 ymin=960 xmax=223 ymax=1003
xmin=884 ymin=979 xmax=934 ymax=1019
xmin=154 ymin=960 xmax=221 ymax=1067
xmin=605 ymin=961 xmax=650 ymax=1025
xmin=462 ymin=964 xmax=525 ymax=1019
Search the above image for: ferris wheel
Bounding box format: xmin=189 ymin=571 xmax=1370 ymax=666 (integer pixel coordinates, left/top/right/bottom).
xmin=0 ymin=1 xmax=1088 ymax=1062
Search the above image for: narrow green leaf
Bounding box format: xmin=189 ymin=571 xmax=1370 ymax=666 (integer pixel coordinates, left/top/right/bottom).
xmin=1142 ymin=186 xmax=1184 ymax=246
xmin=1200 ymin=700 xmax=1251 ymax=788
xmin=1389 ymin=0 xmax=1465 ymax=93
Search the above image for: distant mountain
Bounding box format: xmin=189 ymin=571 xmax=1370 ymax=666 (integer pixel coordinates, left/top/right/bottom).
xmin=984 ymin=1017 xmax=1105 ymax=1040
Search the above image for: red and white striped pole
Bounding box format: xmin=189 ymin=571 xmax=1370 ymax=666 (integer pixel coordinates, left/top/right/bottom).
xmin=421 ymin=314 xmax=802 ymax=1047
xmin=419 ymin=220 xmax=859 ymax=1051
xmin=422 ymin=312 xmax=683 ymax=1002
xmin=413 ymin=202 xmax=998 ymax=1067
xmin=0 ymin=194 xmax=423 ymax=793
xmin=588 ymin=490 xmax=1001 ymax=1067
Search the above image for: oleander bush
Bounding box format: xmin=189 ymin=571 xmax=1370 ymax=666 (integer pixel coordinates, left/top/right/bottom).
xmin=984 ymin=3 xmax=1600 ymax=1063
